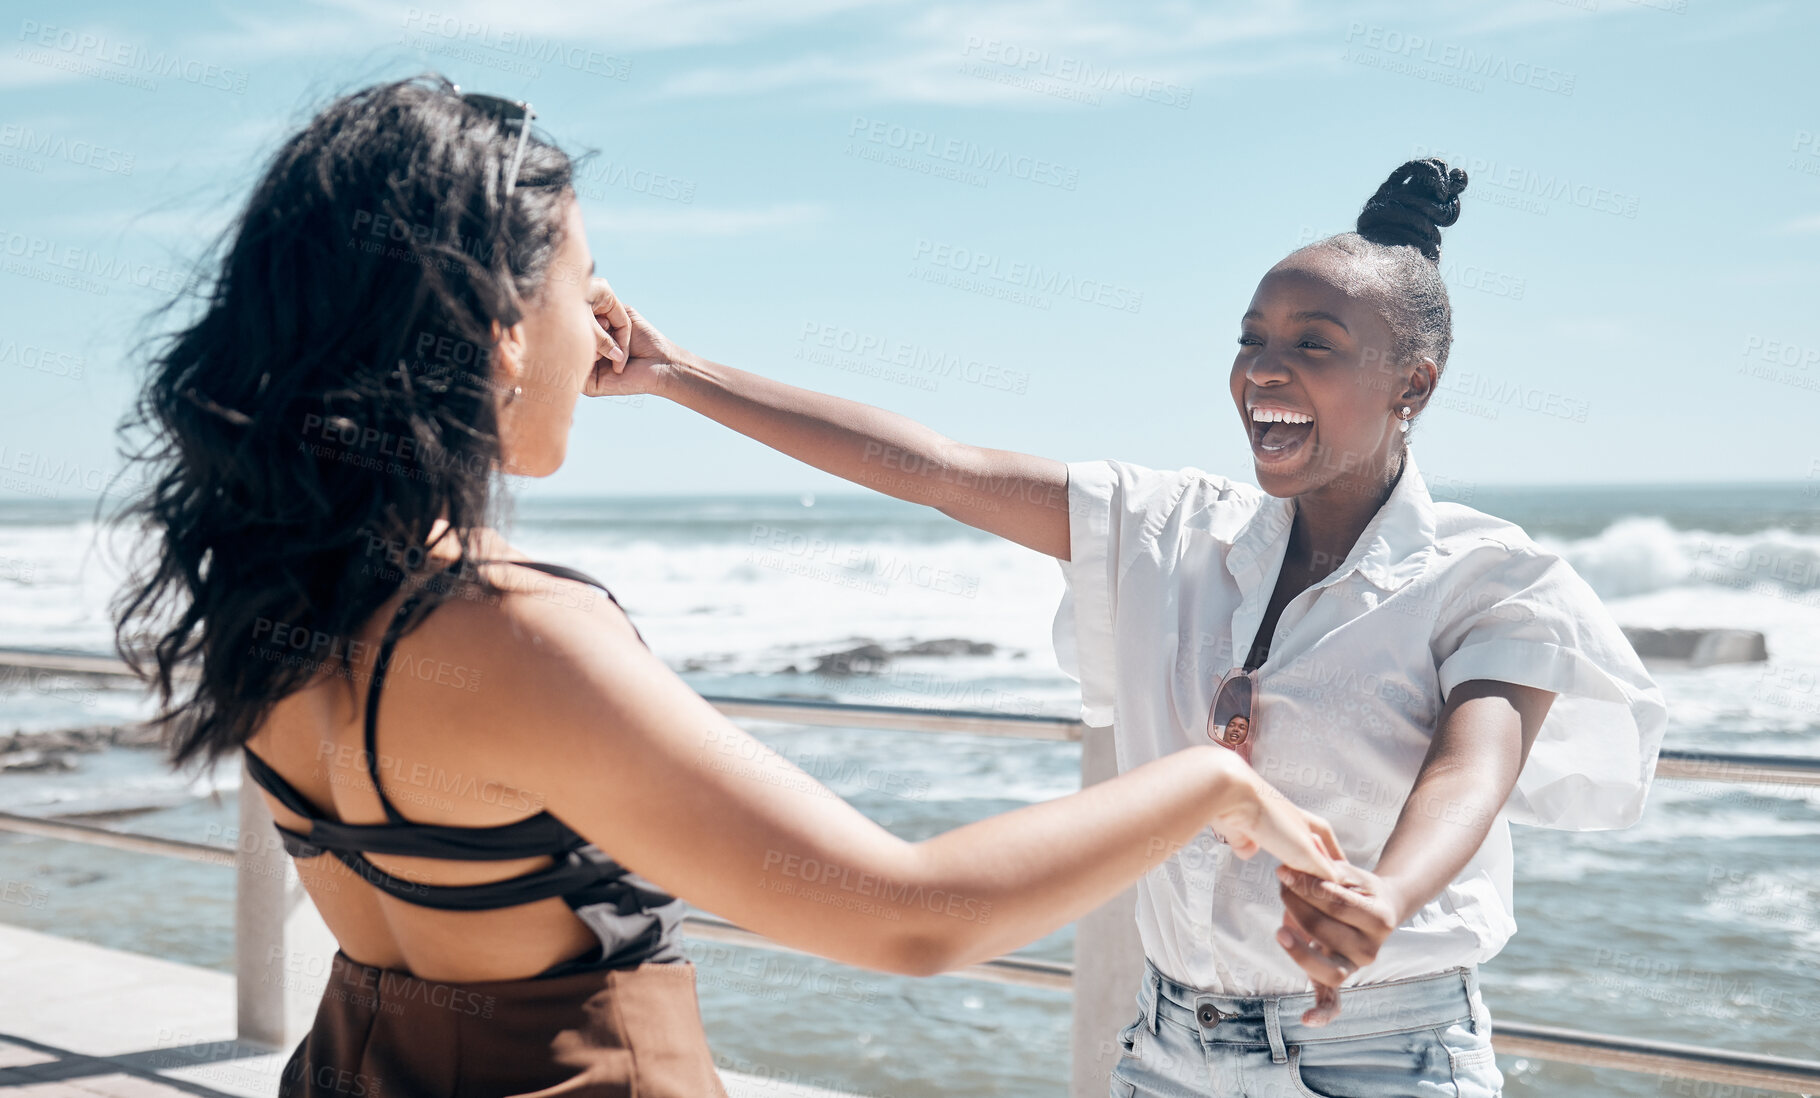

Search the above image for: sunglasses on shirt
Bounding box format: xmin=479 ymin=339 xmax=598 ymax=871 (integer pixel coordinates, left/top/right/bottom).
xmin=1207 ymin=666 xmax=1256 ymax=765
xmin=1205 ymin=667 xmax=1260 ymax=851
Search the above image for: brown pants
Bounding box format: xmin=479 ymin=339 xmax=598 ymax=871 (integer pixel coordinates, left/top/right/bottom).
xmin=279 ymin=951 xmax=731 ymax=1098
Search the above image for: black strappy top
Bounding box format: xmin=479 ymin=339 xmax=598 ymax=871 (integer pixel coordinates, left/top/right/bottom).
xmin=242 ymin=558 xmax=684 ymax=971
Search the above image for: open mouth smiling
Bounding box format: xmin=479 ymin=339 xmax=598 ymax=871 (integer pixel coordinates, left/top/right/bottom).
xmin=1247 ymin=403 xmax=1314 ymax=463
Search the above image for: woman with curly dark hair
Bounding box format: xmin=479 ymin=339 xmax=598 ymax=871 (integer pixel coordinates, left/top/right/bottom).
xmin=108 ymin=75 xmax=1343 ymax=1098
xmin=593 ymin=159 xmax=1668 ymax=1096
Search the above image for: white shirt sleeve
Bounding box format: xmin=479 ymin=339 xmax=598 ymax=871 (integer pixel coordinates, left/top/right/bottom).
xmin=1432 ymin=541 xmax=1669 ymax=830
xmin=1053 ymin=460 xmax=1195 ymax=729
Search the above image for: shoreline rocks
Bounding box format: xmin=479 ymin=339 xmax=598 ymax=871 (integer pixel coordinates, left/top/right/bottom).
xmin=787 ymin=637 xmax=1003 ymax=677
xmin=0 ymin=722 xmax=163 ymax=773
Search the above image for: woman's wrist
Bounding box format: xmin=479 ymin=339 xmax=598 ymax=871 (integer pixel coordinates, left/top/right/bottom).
xmin=1373 ymin=872 xmax=1422 ymax=927
xmin=641 ymin=347 xmax=694 ymax=401
xmin=1195 ymin=744 xmax=1258 ymax=820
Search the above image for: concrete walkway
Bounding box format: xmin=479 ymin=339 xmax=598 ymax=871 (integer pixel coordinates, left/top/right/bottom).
xmin=0 ymin=923 xmax=848 ymax=1097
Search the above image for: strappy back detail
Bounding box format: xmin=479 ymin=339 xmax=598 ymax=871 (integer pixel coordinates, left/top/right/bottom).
xmin=243 ymin=556 xmax=683 ymax=968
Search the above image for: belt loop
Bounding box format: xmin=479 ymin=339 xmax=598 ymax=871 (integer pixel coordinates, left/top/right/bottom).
xmin=1144 ymin=969 xmax=1161 ymax=1035
xmin=1264 ymin=997 xmax=1288 ymax=1064
xmin=1461 ymin=966 xmax=1487 ymax=1035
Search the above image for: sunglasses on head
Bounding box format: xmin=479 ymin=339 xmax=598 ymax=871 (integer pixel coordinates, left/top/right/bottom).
xmin=452 ymin=87 xmax=536 ymax=203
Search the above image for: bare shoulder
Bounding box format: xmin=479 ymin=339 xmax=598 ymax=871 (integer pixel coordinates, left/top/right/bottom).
xmin=409 ymin=558 xmax=727 ymax=832
xmin=378 ymin=557 xmax=656 ymax=759
xmin=422 ymin=557 xmax=647 ymax=682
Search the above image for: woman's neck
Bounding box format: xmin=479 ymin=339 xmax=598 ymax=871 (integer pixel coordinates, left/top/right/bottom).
xmin=1285 ymin=447 xmax=1406 ymax=575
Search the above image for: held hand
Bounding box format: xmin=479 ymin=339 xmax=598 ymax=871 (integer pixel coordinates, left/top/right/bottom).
xmin=583 ymin=278 xmax=690 ymax=397
xmin=1274 ymin=863 xmax=1405 ymax=1026
xmin=1280 ymin=902 xmax=1349 ymax=1026
xmin=1212 ymin=755 xmax=1344 ymax=884
xmin=1206 ymin=756 xmax=1350 ymax=1025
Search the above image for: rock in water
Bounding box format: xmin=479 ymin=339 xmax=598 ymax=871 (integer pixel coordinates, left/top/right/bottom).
xmin=805 ymin=637 xmax=1001 ymax=675
xmin=0 ymin=749 xmax=77 ymax=773
xmin=1620 ymin=627 xmax=1768 ymax=667
xmin=812 ymin=643 xmax=892 ymax=676
xmin=897 ymin=638 xmax=997 ymax=658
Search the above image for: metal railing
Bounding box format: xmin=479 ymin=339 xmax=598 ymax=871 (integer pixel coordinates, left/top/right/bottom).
xmin=2 ymin=647 xmax=1818 ymax=1095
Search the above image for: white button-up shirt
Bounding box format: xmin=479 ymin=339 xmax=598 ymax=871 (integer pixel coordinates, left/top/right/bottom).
xmin=1054 ymin=450 xmax=1667 ymax=994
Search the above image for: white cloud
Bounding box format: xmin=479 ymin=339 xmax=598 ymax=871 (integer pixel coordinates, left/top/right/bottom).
xmin=53 ymin=0 xmax=1644 ymax=110
xmin=641 ymin=0 xmax=1577 ymax=107
xmin=296 ymin=0 xmax=912 ymax=53
xmin=653 ymin=2 xmax=1313 ymax=105
xmin=1778 ymin=214 xmax=1820 ymax=235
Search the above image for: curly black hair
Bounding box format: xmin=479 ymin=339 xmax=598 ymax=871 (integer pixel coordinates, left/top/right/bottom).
xmin=109 ymin=75 xmax=578 ymax=767
xmin=1299 ymin=157 xmax=1470 ymax=381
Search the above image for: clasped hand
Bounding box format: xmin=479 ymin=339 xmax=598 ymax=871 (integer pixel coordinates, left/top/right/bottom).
xmin=1274 ymin=860 xmax=1405 ymax=1026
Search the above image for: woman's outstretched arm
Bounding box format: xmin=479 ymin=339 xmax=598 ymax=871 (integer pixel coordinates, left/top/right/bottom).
xmin=465 ymin=586 xmax=1342 ymax=978
xmin=585 ymin=286 xmax=1071 ymax=559
xmin=1274 ymin=679 xmax=1556 ymax=985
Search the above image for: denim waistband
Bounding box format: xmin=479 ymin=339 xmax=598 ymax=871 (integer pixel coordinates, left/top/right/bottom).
xmin=1136 ymin=957 xmax=1489 ymax=1062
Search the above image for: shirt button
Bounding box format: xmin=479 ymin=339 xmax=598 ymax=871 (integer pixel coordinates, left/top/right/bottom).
xmin=1196 ymin=1003 xmax=1221 ymax=1027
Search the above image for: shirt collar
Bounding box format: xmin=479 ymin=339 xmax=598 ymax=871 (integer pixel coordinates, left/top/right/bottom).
xmin=1225 ymin=449 xmax=1437 ymax=593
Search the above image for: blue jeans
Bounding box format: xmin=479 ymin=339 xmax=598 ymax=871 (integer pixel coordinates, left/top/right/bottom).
xmin=1109 ymin=958 xmax=1503 ymax=1097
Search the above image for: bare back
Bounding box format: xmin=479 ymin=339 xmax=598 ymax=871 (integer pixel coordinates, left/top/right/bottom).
xmin=244 ymin=552 xmax=626 ymax=983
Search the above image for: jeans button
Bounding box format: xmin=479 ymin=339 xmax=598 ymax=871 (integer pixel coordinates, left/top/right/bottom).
xmin=1196 ymin=1003 xmax=1221 ymax=1027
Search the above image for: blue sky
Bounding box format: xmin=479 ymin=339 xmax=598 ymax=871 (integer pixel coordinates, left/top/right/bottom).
xmin=2 ymin=0 xmax=1817 ymax=501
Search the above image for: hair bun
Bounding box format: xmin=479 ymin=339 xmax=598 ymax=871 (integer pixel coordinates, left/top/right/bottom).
xmin=1355 ymin=158 xmax=1468 ymax=262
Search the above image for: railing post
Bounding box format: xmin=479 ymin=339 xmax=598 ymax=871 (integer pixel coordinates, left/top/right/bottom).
xmin=235 ymin=757 xmax=337 ymax=1049
xmin=1069 ymin=725 xmax=1146 ymax=1098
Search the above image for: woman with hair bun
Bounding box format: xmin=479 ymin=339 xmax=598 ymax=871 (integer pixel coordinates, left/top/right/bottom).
xmin=603 ymin=158 xmax=1667 ymax=1095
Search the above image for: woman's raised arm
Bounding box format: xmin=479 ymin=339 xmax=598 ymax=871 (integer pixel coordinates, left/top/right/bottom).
xmin=585 ymin=286 xmax=1072 ymax=559
xmin=462 ymin=585 xmax=1341 ymax=977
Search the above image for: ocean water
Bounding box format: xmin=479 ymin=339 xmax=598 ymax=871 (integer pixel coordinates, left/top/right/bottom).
xmin=0 ymin=484 xmax=1816 ymax=1096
